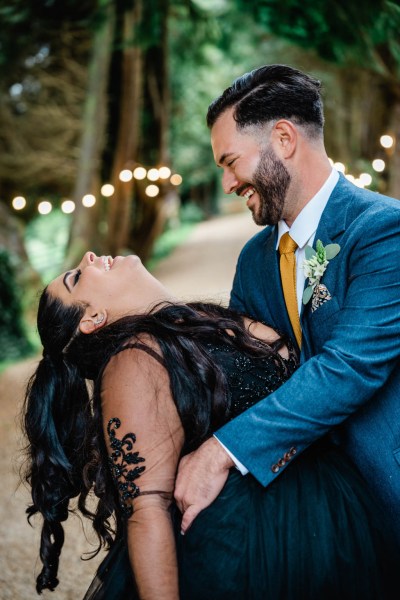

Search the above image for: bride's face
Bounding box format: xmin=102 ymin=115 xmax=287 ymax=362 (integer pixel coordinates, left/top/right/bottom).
xmin=48 ymin=251 xmax=174 ymax=324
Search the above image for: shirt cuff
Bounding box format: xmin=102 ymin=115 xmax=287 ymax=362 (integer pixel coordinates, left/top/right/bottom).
xmin=213 ymin=434 xmax=249 ymax=475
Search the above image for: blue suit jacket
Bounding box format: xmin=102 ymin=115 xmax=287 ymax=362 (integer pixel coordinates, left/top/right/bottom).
xmin=218 ymin=174 xmax=400 ymax=536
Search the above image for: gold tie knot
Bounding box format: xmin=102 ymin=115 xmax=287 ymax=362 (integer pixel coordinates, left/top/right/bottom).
xmin=279 ymin=232 xmax=298 ymax=255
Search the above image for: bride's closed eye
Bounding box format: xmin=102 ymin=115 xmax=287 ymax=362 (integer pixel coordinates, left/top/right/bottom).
xmin=73 ymin=269 xmax=81 ymax=285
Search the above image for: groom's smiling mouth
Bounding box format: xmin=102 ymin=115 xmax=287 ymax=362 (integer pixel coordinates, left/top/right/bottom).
xmin=236 ymin=184 xmax=256 ymax=199
xmin=243 ymin=188 xmax=255 ymax=199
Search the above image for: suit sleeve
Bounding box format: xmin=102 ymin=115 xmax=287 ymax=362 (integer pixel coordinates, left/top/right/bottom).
xmin=101 ymin=347 xmax=184 ymax=600
xmin=217 ymin=209 xmax=400 ymax=486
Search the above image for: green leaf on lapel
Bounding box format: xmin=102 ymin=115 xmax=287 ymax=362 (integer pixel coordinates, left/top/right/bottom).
xmin=302 ymin=285 xmax=314 ymax=305
xmin=305 ymin=245 xmax=316 ymax=260
xmin=324 ymin=244 xmax=341 ymax=260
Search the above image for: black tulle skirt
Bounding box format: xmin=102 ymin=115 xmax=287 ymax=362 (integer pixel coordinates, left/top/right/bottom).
xmin=83 ymin=441 xmax=400 ymax=600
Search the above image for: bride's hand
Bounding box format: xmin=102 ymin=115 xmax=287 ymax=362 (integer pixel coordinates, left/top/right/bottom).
xmin=174 ymin=437 xmax=234 ymax=534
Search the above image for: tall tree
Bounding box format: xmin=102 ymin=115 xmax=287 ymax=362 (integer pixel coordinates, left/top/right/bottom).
xmin=105 ymin=0 xmax=145 ymax=257
xmin=0 ymin=0 xmax=94 ymax=280
xmin=236 ymin=0 xmax=400 ymax=197
xmin=104 ymin=0 xmax=179 ymax=261
xmin=66 ymin=0 xmax=115 ymax=264
xmin=127 ymin=0 xmax=172 ymax=261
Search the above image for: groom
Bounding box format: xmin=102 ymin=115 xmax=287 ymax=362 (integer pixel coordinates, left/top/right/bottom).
xmin=174 ymin=64 xmax=400 ymax=543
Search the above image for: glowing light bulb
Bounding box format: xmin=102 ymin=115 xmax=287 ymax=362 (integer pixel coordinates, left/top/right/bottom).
xmin=145 ymin=185 xmax=160 ymax=197
xmin=101 ymin=184 xmax=115 ymax=197
xmin=333 ymin=162 xmax=345 ymax=173
xmin=372 ymin=159 xmax=385 ymax=173
xmin=38 ymin=201 xmax=52 ymax=215
xmin=119 ymin=169 xmax=133 ymax=182
xmin=147 ymin=168 xmax=160 ymax=181
xmin=61 ymin=200 xmax=75 ymax=214
xmin=359 ymin=173 xmax=372 ymax=186
xmin=82 ymin=194 xmax=96 ymax=207
xmin=133 ymin=167 xmax=147 ymax=180
xmin=158 ymin=166 xmax=171 ymax=179
xmin=170 ymin=174 xmax=183 ymax=186
xmin=380 ymin=135 xmax=394 ymax=149
xmin=12 ymin=196 xmax=26 ymax=210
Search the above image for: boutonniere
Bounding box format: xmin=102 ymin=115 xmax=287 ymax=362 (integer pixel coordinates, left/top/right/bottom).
xmin=302 ymin=240 xmax=340 ymax=310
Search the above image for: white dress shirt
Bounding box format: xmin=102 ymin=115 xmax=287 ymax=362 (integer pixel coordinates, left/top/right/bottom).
xmin=276 ymin=168 xmax=339 ymax=314
xmin=216 ymin=168 xmax=340 ymax=474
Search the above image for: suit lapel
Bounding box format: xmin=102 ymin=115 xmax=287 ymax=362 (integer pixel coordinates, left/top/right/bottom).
xmin=314 ymin=174 xmax=349 ymax=243
xmin=301 ymin=174 xmax=350 ymax=357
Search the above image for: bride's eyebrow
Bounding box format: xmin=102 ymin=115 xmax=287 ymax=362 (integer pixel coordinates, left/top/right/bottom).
xmin=63 ymin=271 xmax=73 ymax=293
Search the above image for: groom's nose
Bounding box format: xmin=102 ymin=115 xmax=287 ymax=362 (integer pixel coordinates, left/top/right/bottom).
xmin=222 ymin=169 xmax=240 ymax=194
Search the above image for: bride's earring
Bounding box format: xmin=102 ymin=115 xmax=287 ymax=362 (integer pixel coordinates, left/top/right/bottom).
xmin=94 ymin=314 xmax=105 ymax=325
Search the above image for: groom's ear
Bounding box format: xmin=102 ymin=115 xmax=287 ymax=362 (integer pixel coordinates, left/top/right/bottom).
xmin=79 ymin=308 xmax=108 ymax=334
xmin=272 ymin=120 xmax=297 ymax=159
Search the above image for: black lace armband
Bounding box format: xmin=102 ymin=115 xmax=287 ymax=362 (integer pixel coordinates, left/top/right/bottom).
xmin=107 ymin=418 xmax=146 ymax=517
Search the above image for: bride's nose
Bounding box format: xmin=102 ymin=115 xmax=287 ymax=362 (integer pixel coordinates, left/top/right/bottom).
xmin=80 ymin=251 xmax=97 ymax=268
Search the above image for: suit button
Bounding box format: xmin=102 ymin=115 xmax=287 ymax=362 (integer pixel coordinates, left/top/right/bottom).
xmin=271 ymin=464 xmax=280 ymax=473
xmin=289 ymin=447 xmax=297 ymax=456
xmin=278 ymin=458 xmax=285 ymax=467
xmin=283 ymin=452 xmax=291 ymax=462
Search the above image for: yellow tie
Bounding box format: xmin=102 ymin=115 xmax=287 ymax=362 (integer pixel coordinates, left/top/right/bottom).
xmin=279 ymin=232 xmax=302 ymax=348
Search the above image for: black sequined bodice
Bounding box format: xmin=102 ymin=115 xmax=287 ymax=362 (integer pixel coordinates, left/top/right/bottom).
xmin=106 ymin=337 xmax=299 ymax=517
xmin=206 ymin=340 xmax=298 ymax=419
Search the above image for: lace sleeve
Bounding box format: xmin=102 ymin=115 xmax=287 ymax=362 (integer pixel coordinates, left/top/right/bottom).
xmin=101 ymin=344 xmax=184 ymax=600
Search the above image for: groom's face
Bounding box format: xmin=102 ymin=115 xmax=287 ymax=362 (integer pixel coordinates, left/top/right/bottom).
xmin=211 ymin=108 xmax=291 ymax=226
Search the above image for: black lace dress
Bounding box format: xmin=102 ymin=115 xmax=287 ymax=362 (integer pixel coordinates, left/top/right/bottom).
xmin=84 ymin=340 xmax=400 ymax=600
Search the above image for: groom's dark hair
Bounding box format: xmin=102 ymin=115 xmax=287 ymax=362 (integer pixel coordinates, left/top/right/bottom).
xmin=206 ymin=64 xmax=324 ymax=138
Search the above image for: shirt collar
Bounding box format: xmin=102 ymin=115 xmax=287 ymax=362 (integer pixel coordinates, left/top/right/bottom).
xmin=276 ymin=168 xmax=339 ymax=250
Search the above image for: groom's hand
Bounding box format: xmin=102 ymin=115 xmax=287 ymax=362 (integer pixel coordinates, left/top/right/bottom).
xmin=174 ymin=437 xmax=234 ymax=534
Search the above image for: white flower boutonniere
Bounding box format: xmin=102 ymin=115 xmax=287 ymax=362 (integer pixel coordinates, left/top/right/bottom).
xmin=302 ymin=240 xmax=340 ymax=307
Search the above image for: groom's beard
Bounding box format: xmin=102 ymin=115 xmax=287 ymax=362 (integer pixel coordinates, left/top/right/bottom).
xmin=251 ymin=145 xmax=291 ymax=226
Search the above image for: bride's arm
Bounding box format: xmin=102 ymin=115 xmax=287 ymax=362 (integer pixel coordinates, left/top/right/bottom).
xmin=101 ymin=345 xmax=184 ymax=600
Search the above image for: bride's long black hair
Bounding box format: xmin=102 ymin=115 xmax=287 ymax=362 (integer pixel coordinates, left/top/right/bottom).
xmin=22 ymin=289 xmax=288 ymax=594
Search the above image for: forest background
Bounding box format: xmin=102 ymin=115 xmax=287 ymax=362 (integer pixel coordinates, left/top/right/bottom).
xmin=1 ymin=0 xmax=400 ymax=365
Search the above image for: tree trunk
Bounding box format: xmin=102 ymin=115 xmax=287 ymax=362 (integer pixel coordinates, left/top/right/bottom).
xmin=106 ymin=0 xmax=143 ymax=256
xmin=129 ymin=0 xmax=171 ymax=262
xmin=65 ymin=2 xmax=115 ymax=266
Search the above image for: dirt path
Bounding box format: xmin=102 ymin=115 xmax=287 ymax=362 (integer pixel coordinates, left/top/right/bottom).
xmin=0 ymin=212 xmax=259 ymax=599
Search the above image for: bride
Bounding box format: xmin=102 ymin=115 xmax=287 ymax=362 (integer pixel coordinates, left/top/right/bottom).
xmin=23 ymin=251 xmax=399 ymax=599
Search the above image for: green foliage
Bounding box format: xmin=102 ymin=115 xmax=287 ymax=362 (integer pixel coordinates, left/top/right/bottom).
xmin=180 ymin=202 xmax=205 ymax=223
xmin=0 ymin=0 xmax=102 ymax=69
xmin=236 ymin=0 xmax=400 ymax=75
xmin=25 ymin=210 xmax=71 ymax=284
xmin=169 ymin=2 xmax=292 ymax=195
xmin=1 ymin=0 xmax=398 ymax=264
xmin=0 ymin=249 xmax=33 ymax=361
